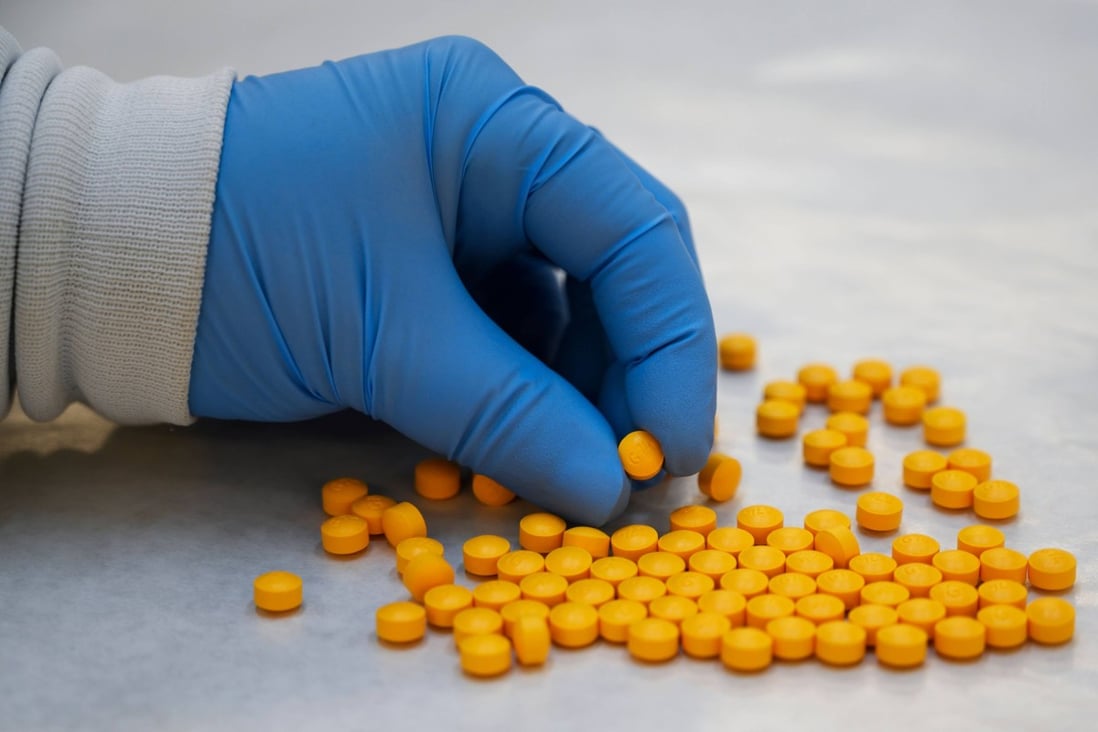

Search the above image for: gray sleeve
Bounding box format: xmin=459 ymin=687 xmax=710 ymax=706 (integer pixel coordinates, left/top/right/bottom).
xmin=0 ymin=25 xmax=234 ymax=424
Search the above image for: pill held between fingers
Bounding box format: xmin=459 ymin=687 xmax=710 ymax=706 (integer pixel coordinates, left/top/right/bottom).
xmin=719 ymin=333 xmax=757 ymax=371
xmin=376 ymin=601 xmax=427 ymax=644
xmin=830 ymin=447 xmax=875 ymax=488
xmin=381 ymin=502 xmax=427 ymax=548
xmin=721 ymin=627 xmax=774 ymax=672
xmin=459 ymin=634 xmax=512 ymax=677
xmin=1027 ymin=548 xmax=1077 ymax=591
xmin=471 ymin=474 xmax=516 ymax=507
xmin=562 ymin=526 xmax=611 ymax=558
xmin=512 ymin=615 xmax=551 ymax=666
xmin=828 ymin=379 xmax=873 ymax=415
xmin=947 ymin=448 xmax=992 ymax=483
xmin=902 ymin=450 xmax=948 ymax=490
xmin=923 ymin=406 xmax=966 ymax=447
xmin=973 ymin=480 xmax=1020 ymax=520
xmin=402 ymin=554 xmax=456 ymax=602
xmin=598 ymin=599 xmax=649 ymax=643
xmin=798 ymin=363 xmax=839 ymax=403
xmin=628 ymin=618 xmax=681 ymax=662
xmin=518 ymin=513 xmax=567 ymax=553
xmin=618 ymin=430 xmax=665 ymax=481
xmin=881 ymin=386 xmax=926 ymax=426
xmin=414 ymin=457 xmax=461 ymax=500
xmin=320 ymin=514 xmax=370 ymax=555
xmin=900 ymin=365 xmax=941 ymax=403
xmin=351 ymin=494 xmax=396 ymax=535
xmin=253 ymin=571 xmax=303 ymax=613
xmin=321 ymin=477 xmax=368 ymax=516
xmin=756 ymin=400 xmax=799 ymax=439
xmin=1026 ymin=598 xmax=1075 ymax=645
xmin=856 ymin=492 xmax=903 ymax=532
xmin=463 ymin=535 xmax=512 ymax=576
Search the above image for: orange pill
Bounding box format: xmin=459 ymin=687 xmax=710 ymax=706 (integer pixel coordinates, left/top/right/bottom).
xmin=763 ymin=380 xmax=807 ymax=413
xmin=611 ymin=524 xmax=660 ymax=561
xmin=978 ymin=605 xmax=1028 ymax=649
xmin=424 ymin=584 xmax=475 ymax=628
xmin=826 ymin=412 xmax=869 ymax=447
xmin=682 ymin=612 xmax=734 ymax=659
xmin=548 ymin=601 xmax=600 ymax=648
xmin=738 ymin=546 xmax=787 ymax=578
xmin=589 ymin=556 xmax=638 ymax=588
xmin=848 ymin=604 xmax=899 ymax=647
xmin=923 ymin=406 xmax=965 ymax=447
xmin=766 ymin=527 xmax=815 ymax=556
xmin=956 ymin=524 xmax=1005 ymax=557
xmin=947 ymin=448 xmax=992 ymax=483
xmin=816 ymin=569 xmax=866 ymax=610
xmin=768 ymin=573 xmax=817 ymax=601
xmin=900 ymin=365 xmax=940 ymax=403
xmin=852 ymin=359 xmax=893 ymax=397
xmin=657 ymin=530 xmax=706 ymax=560
xmin=618 ymin=576 xmax=669 ymax=605
xmin=719 ymin=333 xmax=757 ymax=371
xmin=321 ymin=477 xmax=368 ymax=516
xmin=934 ymin=616 xmax=986 ymax=660
xmin=707 ymin=455 xmax=743 ymax=503
xmin=881 ymin=385 xmax=926 ymax=426
xmin=798 ymin=363 xmax=839 ymax=403
xmin=892 ymin=533 xmax=940 ymax=565
xmin=830 ymin=447 xmax=875 ymax=487
xmin=795 ymin=593 xmax=847 ymax=625
xmin=565 ymin=578 xmax=616 ymax=608
xmin=977 ymin=579 xmax=1028 ymax=610
xmin=814 ymin=526 xmax=861 ymax=569
xmin=931 ymin=469 xmax=978 ymax=510
xmin=649 ymin=595 xmax=700 ymax=627
xmin=414 ymin=457 xmax=461 ymax=500
xmin=395 ymin=536 xmax=445 ymax=574
xmin=803 ymin=509 xmax=851 ymax=537
xmin=253 ymin=571 xmax=303 ymax=613
xmin=861 ymin=581 xmax=911 ymax=608
xmin=973 ymin=480 xmax=1020 ymax=520
xmin=816 ymin=621 xmax=867 ymax=666
xmin=471 ymin=474 xmax=515 ymax=506
xmin=980 ymin=547 xmax=1028 ymax=583
xmin=463 ymin=534 xmax=512 ymax=576
xmin=381 ymin=502 xmax=427 ymax=548
xmin=666 ymin=571 xmax=716 ymax=600
xmin=746 ymin=593 xmax=795 ymax=629
xmin=855 ymin=492 xmax=903 ymax=532
xmin=518 ymin=571 xmax=569 ymax=607
xmin=719 ymin=569 xmax=771 ymax=600
xmin=519 ymin=513 xmax=567 ymax=553
xmin=848 ymin=552 xmax=897 ymax=584
xmin=698 ymin=452 xmax=730 ymax=496
xmin=472 ymin=580 xmax=522 ymax=611
xmin=707 ymin=527 xmax=756 ymax=556
xmin=893 ymin=563 xmax=943 ymax=598
xmin=902 ymin=450 xmax=948 ymax=490
xmin=375 ymin=601 xmax=427 ymax=644
xmin=618 ymin=430 xmax=664 ymax=480
xmin=499 ymin=599 xmax=550 ymax=637
xmin=721 ymin=627 xmax=774 ymax=672
xmin=897 ymin=598 xmax=946 ymax=639
xmin=803 ymin=429 xmax=848 ymax=468
xmin=1027 ymin=548 xmax=1077 ymax=591
xmin=351 ymin=494 xmax=396 ymax=535
xmin=784 ymin=550 xmax=835 ymax=579
xmin=496 ymin=550 xmax=546 ymax=584
xmin=932 ymin=549 xmax=981 ymax=585
xmin=766 ymin=615 xmax=817 ymax=661
xmin=698 ymin=589 xmax=748 ymax=626
xmin=756 ymin=399 xmax=799 ymax=439
xmin=737 ymin=505 xmax=784 ymax=544
xmin=689 ymin=549 xmax=738 ymax=582
xmin=669 ymin=505 xmax=718 ymax=536
xmin=320 ymin=514 xmax=370 ymax=555
xmin=544 ymin=546 xmax=593 ymax=582
xmin=637 ymin=551 xmax=686 ymax=581
xmin=930 ymin=581 xmax=980 ymax=618
xmin=402 ymin=554 xmax=456 ymax=602
xmin=827 ymin=380 xmax=872 ymax=415
xmin=562 ymin=526 xmax=611 ymax=559
xmin=598 ymin=599 xmax=648 ymax=643
xmin=1026 ymin=597 xmax=1075 ymax=645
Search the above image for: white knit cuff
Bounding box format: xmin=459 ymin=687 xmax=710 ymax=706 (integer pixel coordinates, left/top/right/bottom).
xmin=14 ymin=64 xmax=234 ymax=424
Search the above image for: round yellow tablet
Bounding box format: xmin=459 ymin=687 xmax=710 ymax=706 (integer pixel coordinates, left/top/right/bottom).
xmin=1027 ymin=548 xmax=1076 ymax=591
xmin=544 ymin=546 xmax=593 ymax=582
xmin=826 ymin=412 xmax=869 ymax=447
xmin=590 ymin=556 xmax=638 ymax=588
xmin=932 ymin=550 xmax=981 ymax=585
xmin=830 ymin=446 xmax=874 ymax=487
xmin=897 ymin=598 xmax=946 ymax=638
xmin=565 ymin=578 xmax=616 ymax=608
xmin=957 ymin=524 xmax=1005 ymax=557
xmin=902 ymin=450 xmax=948 ymax=489
xmin=756 ymin=399 xmax=799 ymax=439
xmin=459 ymin=633 xmax=511 ymax=677
xmin=709 ymin=455 xmax=743 ymax=502
xmin=562 ymin=526 xmax=611 ymax=558
xmin=698 ymin=452 xmax=727 ymax=493
xmin=827 ymin=379 xmax=873 ymax=415
xmin=764 ymin=380 xmax=808 ymax=413
xmin=402 ymin=554 xmax=456 ymax=602
xmin=798 ymin=363 xmax=839 ymax=403
xmin=682 ymin=612 xmax=733 ymax=659
xmin=852 ymin=358 xmax=893 ymax=397
xmin=795 ymin=593 xmax=846 ymax=625
xmin=472 ymin=580 xmax=522 ymax=611
xmin=669 ymin=505 xmax=718 ymax=536
xmin=707 ymin=527 xmax=756 ymax=556
xmin=375 ymin=601 xmax=426 ymax=644
xmin=856 ymin=492 xmax=903 ymax=532
xmin=766 ymin=615 xmax=816 ymax=661
xmin=666 ymin=571 xmax=715 ymax=600
xmin=518 ymin=512 xmax=567 ymax=554
xmin=803 ymin=509 xmax=852 ymax=537
xmin=649 ymin=595 xmax=699 ymax=626
xmin=611 ymin=524 xmax=660 ymax=561
xmin=321 ymin=477 xmax=368 ymax=516
xmin=598 ymin=599 xmax=648 ymax=643
xmin=848 ymin=604 xmax=899 ymax=646
xmin=381 ymin=502 xmax=427 ymax=548
xmin=875 ymin=623 xmax=927 ymax=668
xmin=929 ymin=581 xmax=980 ymax=618
xmin=463 ymin=534 xmax=512 ymax=576
xmin=698 ymin=590 xmax=748 ymax=626
xmin=900 ymin=365 xmax=941 ymax=403
xmin=628 ymin=617 xmax=680 ymax=662
xmin=860 ymin=581 xmax=910 ymax=608
xmin=934 ymin=616 xmax=985 ymax=660
xmin=496 ymin=550 xmax=546 ymax=584
xmin=817 ymin=569 xmax=866 ymax=610
xmin=719 ymin=333 xmax=756 ymax=371
xmin=638 ymin=552 xmax=686 ymax=580
xmin=848 ymin=552 xmax=897 ymax=584
xmin=766 ymin=527 xmax=815 ymax=556
xmin=618 ymin=430 xmax=664 ymax=480
xmin=721 ymin=627 xmax=774 ymax=671
xmin=816 ymin=621 xmax=867 ymax=666
xmin=978 ymin=605 xmax=1027 ymax=649
xmin=931 ymin=469 xmax=978 ymax=510
xmin=424 ymin=584 xmax=474 ymax=628
xmin=1026 ymin=597 xmax=1075 ymax=645
xmin=893 ymin=563 xmax=942 ymax=598
xmin=351 ymin=494 xmax=396 ymax=535
xmin=746 ymin=593 xmax=795 ymax=629
xmin=769 ymin=573 xmax=817 ymax=601
xmin=785 ymin=550 xmax=834 ymax=579
xmin=414 ymin=457 xmax=460 ymax=500
xmin=512 ymin=615 xmax=551 ymax=666
xmin=548 ymin=601 xmax=599 ymax=648
xmin=471 ymin=473 xmax=516 ymax=506
xmin=658 ymin=530 xmax=706 ymax=560
xmin=892 ymin=533 xmax=940 ymax=566
xmin=803 ymin=429 xmax=848 ymax=468
xmin=738 ymin=545 xmax=786 ymax=578
xmin=518 ymin=571 xmax=569 ymax=607
xmin=395 ymin=536 xmax=445 ymax=574
xmin=923 ymin=406 xmax=965 ymax=447
xmin=689 ymin=549 xmax=738 ymax=581
xmin=253 ymin=571 xmax=303 ymax=613
xmin=499 ymin=599 xmax=550 ymax=637
xmin=973 ymin=479 xmax=1020 ymax=520
xmin=618 ymin=576 xmax=668 ymax=605
xmin=719 ymin=569 xmax=771 ymax=600
xmin=980 ymin=547 xmax=1028 ymax=583
xmin=947 ymin=448 xmax=992 ymax=482
xmin=737 ymin=504 xmax=784 ymax=544
xmin=452 ymin=607 xmax=504 ymax=645
xmin=320 ymin=514 xmax=370 ymax=555
xmin=978 ymin=579 xmax=1028 ymax=610
xmin=814 ymin=526 xmax=861 ymax=569
xmin=881 ymin=385 xmax=926 ymax=426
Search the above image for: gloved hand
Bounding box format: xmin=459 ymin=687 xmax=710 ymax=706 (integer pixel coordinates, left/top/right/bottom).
xmin=189 ymin=36 xmax=716 ymax=525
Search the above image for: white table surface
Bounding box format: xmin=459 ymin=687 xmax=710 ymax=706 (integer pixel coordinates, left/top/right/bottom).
xmin=2 ymin=1 xmax=1096 ymax=730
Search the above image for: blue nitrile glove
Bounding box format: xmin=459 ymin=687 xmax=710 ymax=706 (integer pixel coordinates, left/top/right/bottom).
xmin=189 ymin=37 xmax=716 ymax=525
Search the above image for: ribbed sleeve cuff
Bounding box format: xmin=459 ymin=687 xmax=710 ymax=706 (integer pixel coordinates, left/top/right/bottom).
xmin=14 ymin=64 xmax=234 ymax=424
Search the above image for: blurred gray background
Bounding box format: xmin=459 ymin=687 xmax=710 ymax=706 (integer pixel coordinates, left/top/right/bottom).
xmin=2 ymin=1 xmax=1096 ymax=731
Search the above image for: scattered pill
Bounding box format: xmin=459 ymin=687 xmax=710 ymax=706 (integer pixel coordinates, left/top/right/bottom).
xmin=931 ymin=469 xmax=978 ymax=510
xmin=544 ymin=546 xmax=593 ymax=582
xmin=598 ymin=599 xmax=648 ymax=643
xmin=977 ymin=579 xmax=1028 ymax=610
xmin=669 ymin=505 xmax=718 ymax=536
xmin=900 ymin=365 xmax=941 ymax=403
xmin=923 ymin=406 xmax=966 ymax=447
xmin=757 ymin=399 xmax=799 ymax=439
xmin=980 ymin=547 xmax=1028 ymax=583
xmin=706 ymin=456 xmax=743 ymax=502
xmin=565 ymin=578 xmax=616 ymax=608
xmin=459 ymin=633 xmax=512 ymax=677
xmin=973 ymin=480 xmax=1020 ymax=520
xmin=321 ymin=477 xmax=368 ymax=516
xmin=803 ymin=509 xmax=852 ymax=537
xmin=978 ymin=605 xmax=1028 ymax=649
xmin=828 ymin=379 xmax=873 ymax=415
xmin=519 ymin=513 xmax=567 ymax=553
xmin=321 ymin=514 xmax=370 ymax=555
xmin=852 ymin=359 xmax=893 ymax=397
xmin=698 ymin=590 xmax=748 ymax=626
xmin=803 ymin=429 xmax=848 ymax=468
xmin=814 ymin=526 xmax=861 ymax=569
xmin=589 ymin=556 xmax=639 ymax=588
xmin=402 ymin=554 xmax=455 ymax=602
xmin=611 ymin=525 xmax=660 ymax=561
xmin=798 ymin=363 xmax=839 ymax=404
xmin=737 ymin=505 xmax=784 ymax=544
xmin=881 ymin=386 xmax=927 ymax=426
xmin=932 ymin=550 xmax=981 ymax=585
xmin=848 ymin=552 xmax=897 ymax=584
xmin=381 ymin=502 xmax=427 ymax=548
xmin=518 ymin=572 xmax=569 ymax=607
xmin=763 ymin=380 xmax=807 ymax=413
xmin=658 ymin=530 xmax=706 ymax=560
xmin=618 ymin=430 xmax=664 ymax=480
xmin=957 ymin=524 xmax=1006 ymax=556
xmin=351 ymin=494 xmax=396 ymax=534
xmin=766 ymin=527 xmax=815 ymax=555
xmin=875 ymin=623 xmax=927 ymax=668
xmin=929 ymin=581 xmax=980 ymax=618
xmin=471 ymin=474 xmax=516 ymax=507
xmin=628 ymin=618 xmax=680 ymax=662
xmin=682 ymin=612 xmax=734 ymax=659
xmin=452 ymin=607 xmax=504 ymax=645
xmin=638 ymin=551 xmax=686 ymax=581
xmin=893 ymin=563 xmax=942 ymax=598
xmin=499 ymin=599 xmax=550 ymax=637
xmin=618 ymin=576 xmax=669 ymax=605
xmin=462 ymin=534 xmax=511 ymax=576
xmin=897 ymin=598 xmax=947 ymax=638
xmin=785 ymin=550 xmax=835 ymax=579
xmin=496 ymin=550 xmax=546 ymax=584
xmin=548 ymin=601 xmax=600 ymax=648
xmin=848 ymin=604 xmax=899 ymax=646
xmin=719 ymin=333 xmax=756 ymax=371
xmin=816 ymin=621 xmax=867 ymax=666
xmin=856 ymin=492 xmax=903 ymax=532
xmin=817 ymin=569 xmax=866 ymax=610
xmin=829 ymin=446 xmax=875 ymax=487
xmin=689 ymin=549 xmax=738 ymax=581
xmin=512 ymin=615 xmax=551 ymax=666
xmin=376 ymin=601 xmax=427 ymax=644
xmin=934 ymin=616 xmax=985 ymax=660
xmin=414 ymin=457 xmax=461 ymax=500
xmin=826 ymin=412 xmax=869 ymax=447
xmin=902 ymin=450 xmax=948 ymax=490
xmin=395 ymin=536 xmax=445 ymax=574
xmin=1027 ymin=548 xmax=1076 ymax=591
xmin=424 ymin=584 xmax=474 ymax=628
xmin=253 ymin=571 xmax=303 ymax=613
xmin=892 ymin=534 xmax=940 ymax=565
xmin=1026 ymin=597 xmax=1075 ymax=645
xmin=719 ymin=568 xmax=771 ymax=600
xmin=947 ymin=448 xmax=992 ymax=482
xmin=472 ymin=580 xmax=522 ymax=611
